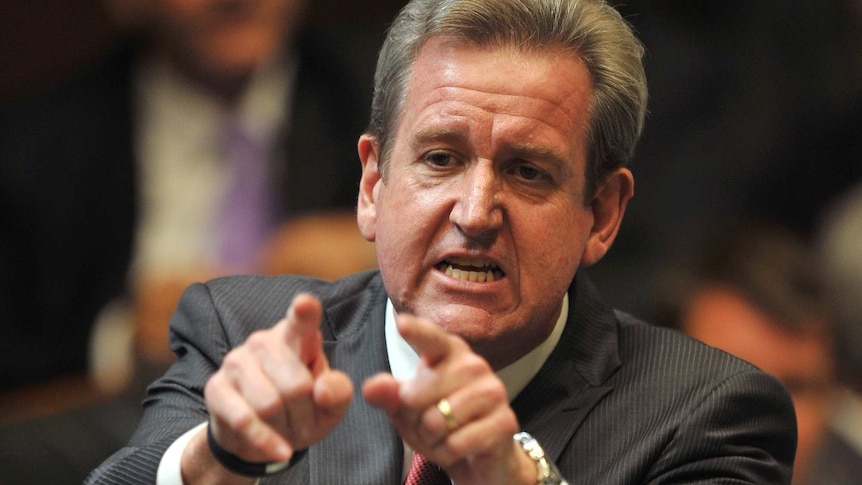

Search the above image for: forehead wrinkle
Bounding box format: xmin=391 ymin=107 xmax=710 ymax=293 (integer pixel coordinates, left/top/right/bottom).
xmin=418 ymin=85 xmax=584 ymax=137
xmin=409 ymin=122 xmax=470 ymax=152
xmin=440 ymin=91 xmax=587 ymax=164
xmin=408 ymin=92 xmax=583 ymax=174
xmin=432 ymin=84 xmax=584 ymax=129
xmin=409 ymin=38 xmax=593 ymax=138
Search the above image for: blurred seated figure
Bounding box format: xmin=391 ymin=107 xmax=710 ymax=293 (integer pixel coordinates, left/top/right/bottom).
xmin=812 ymin=184 xmax=862 ymax=483
xmin=658 ymin=223 xmax=837 ymax=484
xmin=0 ymin=0 xmax=379 ymax=398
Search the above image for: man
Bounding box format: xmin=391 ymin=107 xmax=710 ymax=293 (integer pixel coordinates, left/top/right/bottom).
xmin=87 ymin=0 xmax=796 ymax=483
xmin=659 ymin=224 xmax=836 ymax=484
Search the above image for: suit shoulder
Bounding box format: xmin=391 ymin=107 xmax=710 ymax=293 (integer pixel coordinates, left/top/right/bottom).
xmin=203 ymin=270 xmax=380 ymax=302
xmin=199 ymin=271 xmax=385 ymax=334
xmin=555 ymin=307 xmax=796 ymax=482
xmin=613 ymin=309 xmax=764 ymax=380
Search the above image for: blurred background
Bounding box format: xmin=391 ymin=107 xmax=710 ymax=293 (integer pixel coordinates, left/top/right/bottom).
xmin=1 ymin=0 xmax=860 ymax=483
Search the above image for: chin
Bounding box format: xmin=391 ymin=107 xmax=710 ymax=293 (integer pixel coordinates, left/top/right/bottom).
xmin=432 ymin=306 xmax=509 ymax=343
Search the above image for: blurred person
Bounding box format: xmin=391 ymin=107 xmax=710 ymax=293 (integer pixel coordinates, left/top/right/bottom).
xmin=658 ymin=223 xmax=837 ymax=484
xmin=0 ymin=0 xmax=381 ymax=482
xmin=811 ymin=184 xmax=862 ymax=483
xmin=87 ymin=0 xmax=796 ymax=483
xmin=0 ymin=0 xmax=380 ymax=396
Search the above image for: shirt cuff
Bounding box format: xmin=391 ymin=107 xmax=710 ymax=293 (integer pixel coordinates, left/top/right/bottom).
xmin=156 ymin=421 xmax=207 ymax=485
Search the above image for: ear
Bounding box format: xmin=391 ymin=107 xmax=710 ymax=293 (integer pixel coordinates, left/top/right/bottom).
xmin=581 ymin=168 xmax=634 ymax=266
xmin=356 ymin=134 xmax=383 ymax=242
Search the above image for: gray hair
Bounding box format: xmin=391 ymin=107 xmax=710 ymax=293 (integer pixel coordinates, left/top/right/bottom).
xmin=366 ymin=0 xmax=647 ymax=198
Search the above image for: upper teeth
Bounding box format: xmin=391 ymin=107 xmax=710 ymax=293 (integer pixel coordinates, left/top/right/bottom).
xmin=445 ymin=265 xmax=496 ymax=282
xmin=449 ymin=256 xmax=494 ymax=268
xmin=443 ymin=257 xmax=499 ymax=282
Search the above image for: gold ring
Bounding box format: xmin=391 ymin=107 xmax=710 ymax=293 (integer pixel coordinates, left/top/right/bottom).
xmin=436 ymin=398 xmax=458 ymax=431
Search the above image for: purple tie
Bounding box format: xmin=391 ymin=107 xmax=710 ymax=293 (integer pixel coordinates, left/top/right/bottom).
xmin=217 ymin=120 xmax=273 ymax=271
xmin=405 ymin=453 xmax=450 ymax=485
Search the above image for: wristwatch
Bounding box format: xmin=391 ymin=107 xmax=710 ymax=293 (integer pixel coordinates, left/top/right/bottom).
xmin=513 ymin=432 xmax=569 ymax=485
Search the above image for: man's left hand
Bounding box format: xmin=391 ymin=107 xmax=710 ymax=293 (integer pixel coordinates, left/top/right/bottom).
xmin=362 ymin=314 xmax=537 ymax=485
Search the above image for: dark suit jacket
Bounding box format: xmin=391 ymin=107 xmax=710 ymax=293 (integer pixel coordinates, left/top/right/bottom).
xmin=0 ymin=27 xmax=378 ymax=389
xmin=85 ymin=270 xmax=797 ymax=484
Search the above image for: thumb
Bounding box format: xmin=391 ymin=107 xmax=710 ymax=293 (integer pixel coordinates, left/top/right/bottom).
xmin=362 ymin=373 xmax=402 ymax=415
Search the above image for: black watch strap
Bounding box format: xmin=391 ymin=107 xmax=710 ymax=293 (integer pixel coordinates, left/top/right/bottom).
xmin=206 ymin=423 xmax=291 ymax=477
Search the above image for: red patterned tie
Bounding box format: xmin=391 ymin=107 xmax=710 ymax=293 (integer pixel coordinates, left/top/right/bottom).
xmin=405 ymin=452 xmax=450 ymax=485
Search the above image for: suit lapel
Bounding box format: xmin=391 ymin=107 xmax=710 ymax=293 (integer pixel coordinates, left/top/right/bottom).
xmin=307 ymin=276 xmax=403 ymax=484
xmin=512 ymin=271 xmax=621 ymax=462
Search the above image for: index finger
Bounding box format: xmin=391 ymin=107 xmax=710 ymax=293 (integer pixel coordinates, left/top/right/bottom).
xmin=396 ymin=314 xmax=460 ymax=367
xmin=280 ymin=293 xmax=326 ymax=371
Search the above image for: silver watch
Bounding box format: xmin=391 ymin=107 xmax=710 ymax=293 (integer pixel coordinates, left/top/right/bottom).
xmin=513 ymin=432 xmax=568 ymax=485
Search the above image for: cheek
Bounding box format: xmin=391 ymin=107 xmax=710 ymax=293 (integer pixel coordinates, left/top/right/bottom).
xmin=525 ymin=205 xmax=590 ymax=266
xmin=373 ymin=191 xmax=422 ymax=265
xmin=514 ymin=210 xmax=586 ymax=302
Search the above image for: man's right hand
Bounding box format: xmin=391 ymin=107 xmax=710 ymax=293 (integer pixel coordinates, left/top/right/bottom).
xmin=181 ymin=293 xmax=353 ymax=483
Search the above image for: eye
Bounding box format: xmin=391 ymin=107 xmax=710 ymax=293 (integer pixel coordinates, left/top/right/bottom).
xmin=514 ymin=165 xmax=542 ymax=180
xmin=508 ymin=163 xmax=549 ymax=182
xmin=423 ymin=151 xmax=454 ymax=167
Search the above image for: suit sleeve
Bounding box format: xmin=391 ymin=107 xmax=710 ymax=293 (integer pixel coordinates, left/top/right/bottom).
xmin=84 ymin=283 xmax=229 ymax=484
xmin=646 ymin=368 xmax=797 ymax=484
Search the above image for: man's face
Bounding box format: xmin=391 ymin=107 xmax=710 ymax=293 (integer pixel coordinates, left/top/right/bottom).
xmin=358 ymin=38 xmax=626 ymax=368
xmin=681 ymin=286 xmax=835 ymax=483
xmin=153 ymin=0 xmax=304 ymax=81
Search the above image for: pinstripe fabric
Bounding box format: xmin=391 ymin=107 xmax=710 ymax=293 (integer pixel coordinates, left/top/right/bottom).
xmin=86 ymin=270 xmax=796 ymax=484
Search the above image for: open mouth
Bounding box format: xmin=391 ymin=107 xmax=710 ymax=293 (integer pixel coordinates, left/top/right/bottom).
xmin=435 ymin=256 xmax=505 ymax=282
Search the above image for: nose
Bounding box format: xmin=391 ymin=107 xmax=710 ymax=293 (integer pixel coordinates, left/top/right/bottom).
xmin=450 ymin=161 xmax=503 ymax=238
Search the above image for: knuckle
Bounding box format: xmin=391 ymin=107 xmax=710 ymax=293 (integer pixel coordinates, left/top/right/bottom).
xmin=228 ymin=408 xmax=257 ymax=436
xmin=459 ymin=352 xmax=492 ymax=376
xmin=245 ymin=422 xmax=272 ymax=450
xmin=502 ymin=419 xmax=518 ymax=438
xmin=420 ymin=407 xmax=440 ymax=431
xmin=281 ymin=375 xmax=314 ymax=401
xmin=245 ymin=331 xmax=272 ymax=351
xmin=444 ymin=434 xmax=471 ymax=458
xmin=221 ymin=349 xmax=246 ymax=372
xmin=254 ymin=395 xmax=285 ymax=422
xmin=293 ymin=421 xmax=315 ymax=445
xmin=204 ymin=373 xmax=225 ymax=398
xmin=448 ymin=334 xmax=471 ymax=353
xmin=495 ymin=407 xmax=519 ymax=436
xmin=478 ymin=376 xmax=508 ymax=401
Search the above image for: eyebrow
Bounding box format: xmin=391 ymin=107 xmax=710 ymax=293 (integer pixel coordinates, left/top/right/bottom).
xmin=409 ymin=124 xmax=572 ymax=175
xmin=412 ymin=126 xmax=564 ymax=158
xmin=410 ymin=126 xmax=468 ymax=151
xmin=505 ymin=142 xmax=565 ymax=164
